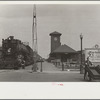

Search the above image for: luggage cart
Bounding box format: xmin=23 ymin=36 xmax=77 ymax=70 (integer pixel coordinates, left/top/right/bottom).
xmin=84 ymin=65 xmax=100 ymax=81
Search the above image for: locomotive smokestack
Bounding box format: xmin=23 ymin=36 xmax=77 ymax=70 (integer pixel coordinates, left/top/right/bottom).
xmin=9 ymin=36 xmax=14 ymax=40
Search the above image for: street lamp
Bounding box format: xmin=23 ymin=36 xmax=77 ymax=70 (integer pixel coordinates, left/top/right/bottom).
xmin=80 ymin=33 xmax=83 ymax=74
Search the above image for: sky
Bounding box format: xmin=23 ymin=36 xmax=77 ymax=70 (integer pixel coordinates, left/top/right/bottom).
xmin=0 ymin=4 xmax=100 ymax=58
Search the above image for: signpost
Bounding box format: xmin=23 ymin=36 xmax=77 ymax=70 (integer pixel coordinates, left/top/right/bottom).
xmin=85 ymin=45 xmax=100 ymax=65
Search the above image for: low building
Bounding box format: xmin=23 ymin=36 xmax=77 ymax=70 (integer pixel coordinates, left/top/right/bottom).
xmin=50 ymin=44 xmax=77 ymax=62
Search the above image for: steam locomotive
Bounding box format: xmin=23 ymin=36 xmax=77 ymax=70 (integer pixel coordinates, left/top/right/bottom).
xmin=0 ymin=36 xmax=34 ymax=69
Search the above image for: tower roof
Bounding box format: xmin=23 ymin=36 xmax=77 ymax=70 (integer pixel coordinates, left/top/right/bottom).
xmin=49 ymin=31 xmax=62 ymax=36
xmin=52 ymin=44 xmax=76 ymax=53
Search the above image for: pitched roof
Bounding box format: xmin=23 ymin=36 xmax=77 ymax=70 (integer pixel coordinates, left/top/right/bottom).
xmin=49 ymin=31 xmax=62 ymax=36
xmin=53 ymin=44 xmax=76 ymax=53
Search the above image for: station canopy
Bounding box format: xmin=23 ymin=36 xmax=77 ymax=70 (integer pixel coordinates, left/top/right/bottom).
xmin=52 ymin=44 xmax=76 ymax=54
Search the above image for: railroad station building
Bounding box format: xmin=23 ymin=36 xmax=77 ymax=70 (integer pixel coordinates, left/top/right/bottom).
xmin=49 ymin=31 xmax=85 ymax=67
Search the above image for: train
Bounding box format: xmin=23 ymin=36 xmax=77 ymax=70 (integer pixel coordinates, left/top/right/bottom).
xmin=0 ymin=36 xmax=34 ymax=69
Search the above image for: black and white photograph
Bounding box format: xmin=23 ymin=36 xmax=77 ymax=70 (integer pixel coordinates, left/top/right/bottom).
xmin=0 ymin=1 xmax=100 ymax=99
xmin=0 ymin=2 xmax=100 ymax=82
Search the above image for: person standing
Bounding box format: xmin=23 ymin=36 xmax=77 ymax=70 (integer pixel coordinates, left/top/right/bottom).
xmin=32 ymin=58 xmax=38 ymax=72
xmin=21 ymin=60 xmax=25 ymax=69
xmin=84 ymin=57 xmax=92 ymax=80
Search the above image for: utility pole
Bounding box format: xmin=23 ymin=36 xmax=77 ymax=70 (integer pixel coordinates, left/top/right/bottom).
xmin=32 ymin=4 xmax=38 ymax=72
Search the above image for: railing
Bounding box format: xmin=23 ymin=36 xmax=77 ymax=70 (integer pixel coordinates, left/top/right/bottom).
xmin=51 ymin=60 xmax=80 ymax=69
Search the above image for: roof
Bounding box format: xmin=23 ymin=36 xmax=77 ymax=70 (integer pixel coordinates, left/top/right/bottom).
xmin=52 ymin=44 xmax=76 ymax=53
xmin=49 ymin=31 xmax=62 ymax=36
